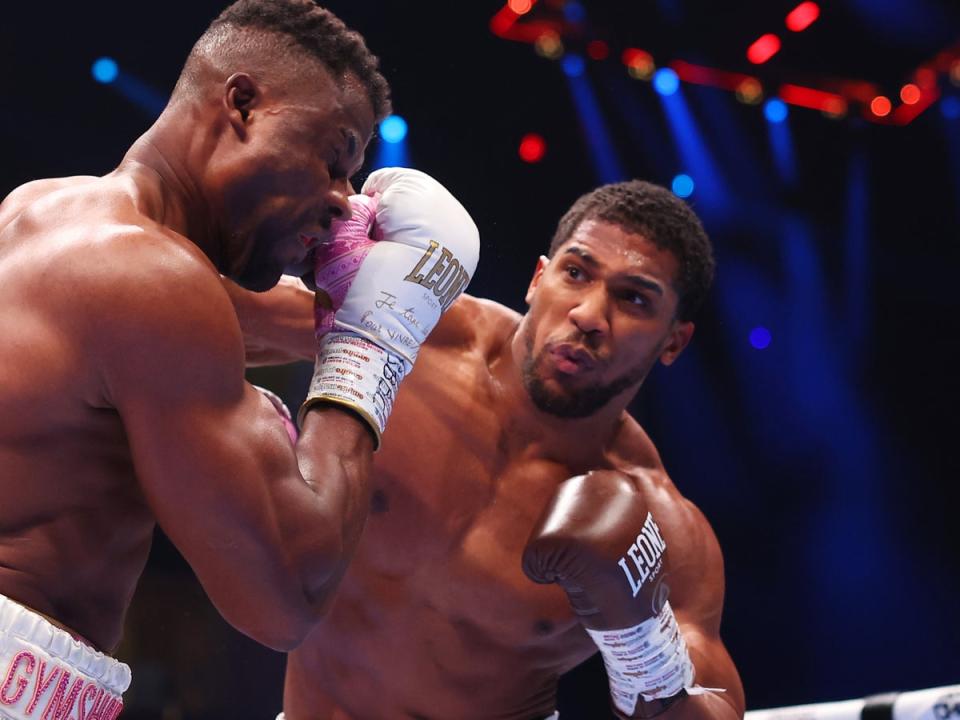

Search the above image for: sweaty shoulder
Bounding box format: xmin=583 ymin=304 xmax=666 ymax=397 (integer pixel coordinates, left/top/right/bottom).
xmin=81 ymin=228 xmax=241 ymax=383
xmin=0 ymin=176 xmax=98 ymax=231
xmin=11 ymin=184 xmax=244 ymax=405
xmin=425 ymin=293 xmax=521 ymax=360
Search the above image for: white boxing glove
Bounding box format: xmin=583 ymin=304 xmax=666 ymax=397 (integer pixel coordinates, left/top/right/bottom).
xmin=299 ymin=168 xmax=480 ymax=448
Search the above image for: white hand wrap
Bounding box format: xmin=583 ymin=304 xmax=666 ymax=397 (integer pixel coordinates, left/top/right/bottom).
xmin=586 ymin=600 xmax=713 ymax=715
xmin=305 ymin=333 xmax=405 ymax=442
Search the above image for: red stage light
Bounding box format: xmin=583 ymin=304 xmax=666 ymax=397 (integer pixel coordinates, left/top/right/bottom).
xmin=519 ymin=133 xmax=546 ymax=163
xmin=621 ymin=48 xmax=650 ymax=66
xmin=900 ymin=84 xmax=921 ymax=105
xmin=915 ymin=68 xmax=937 ymax=89
xmin=747 ymin=34 xmax=781 ymax=65
xmin=587 ymin=40 xmax=609 ymax=61
xmin=870 ymin=96 xmax=892 ymax=117
xmin=786 ymin=2 xmax=820 ymax=32
xmin=779 ymin=83 xmax=845 ymax=113
xmin=508 ymin=0 xmax=533 ymax=15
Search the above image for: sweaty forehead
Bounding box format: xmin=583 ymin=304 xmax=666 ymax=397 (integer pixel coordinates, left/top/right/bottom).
xmin=563 ymin=219 xmax=680 ymax=282
xmin=293 ymin=66 xmax=376 ymax=144
xmin=336 ymin=73 xmax=376 ymax=144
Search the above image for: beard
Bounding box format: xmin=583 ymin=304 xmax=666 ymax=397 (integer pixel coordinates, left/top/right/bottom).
xmin=521 ymin=327 xmax=656 ymax=418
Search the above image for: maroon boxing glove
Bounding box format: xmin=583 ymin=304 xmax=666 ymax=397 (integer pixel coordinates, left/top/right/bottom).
xmin=523 ymin=471 xmax=699 ymax=717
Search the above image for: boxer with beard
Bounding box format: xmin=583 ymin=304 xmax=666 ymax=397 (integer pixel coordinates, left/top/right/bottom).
xmin=238 ymin=180 xmax=744 ymax=720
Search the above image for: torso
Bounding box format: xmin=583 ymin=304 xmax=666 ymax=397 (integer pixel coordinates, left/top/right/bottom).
xmin=0 ymin=176 xmax=191 ymax=651
xmin=285 ymin=296 xmax=690 ymax=720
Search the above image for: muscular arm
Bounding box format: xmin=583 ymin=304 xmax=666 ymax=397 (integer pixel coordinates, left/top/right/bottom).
xmin=525 ymin=463 xmax=743 ymax=720
xmin=222 ymin=275 xmax=316 ymax=367
xmin=94 ymin=247 xmax=372 ymax=650
xmin=658 ymin=499 xmax=745 ymax=720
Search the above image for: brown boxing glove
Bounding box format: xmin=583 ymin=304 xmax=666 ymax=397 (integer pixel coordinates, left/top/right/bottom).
xmin=522 ymin=471 xmax=698 ymax=718
xmin=522 ymin=471 xmax=670 ymax=630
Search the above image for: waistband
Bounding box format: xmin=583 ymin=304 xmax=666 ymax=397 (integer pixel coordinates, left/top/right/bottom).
xmin=0 ymin=594 xmax=130 ymax=719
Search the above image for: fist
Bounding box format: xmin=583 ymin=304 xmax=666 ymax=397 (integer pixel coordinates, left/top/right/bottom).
xmin=522 ymin=471 xmax=670 ymax=630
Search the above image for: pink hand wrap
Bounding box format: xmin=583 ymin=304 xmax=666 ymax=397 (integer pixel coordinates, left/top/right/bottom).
xmin=311 ymin=194 xmax=379 ymax=337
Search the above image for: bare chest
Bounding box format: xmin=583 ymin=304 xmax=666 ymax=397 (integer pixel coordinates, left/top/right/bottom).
xmin=350 ymin=370 xmax=586 ymax=648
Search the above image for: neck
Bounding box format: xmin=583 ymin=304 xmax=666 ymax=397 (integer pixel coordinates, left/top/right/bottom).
xmin=495 ymin=315 xmax=635 ymax=464
xmin=113 ymin=102 xmax=224 ymax=268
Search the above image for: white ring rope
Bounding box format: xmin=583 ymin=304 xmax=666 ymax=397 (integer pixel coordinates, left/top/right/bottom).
xmin=746 ymin=685 xmax=960 ymax=720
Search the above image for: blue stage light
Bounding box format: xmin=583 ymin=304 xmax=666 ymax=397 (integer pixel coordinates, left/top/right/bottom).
xmin=380 ymin=115 xmax=408 ymax=144
xmin=942 ymin=96 xmax=960 ymax=120
xmin=672 ymin=174 xmax=694 ymax=198
xmin=764 ymin=98 xmax=788 ymax=123
xmin=653 ymin=68 xmax=680 ymax=96
xmin=749 ymin=327 xmax=772 ymax=350
xmin=92 ymin=57 xmax=118 ymax=84
xmin=562 ymin=55 xmax=585 ymax=78
xmin=563 ymin=1 xmax=586 ymax=23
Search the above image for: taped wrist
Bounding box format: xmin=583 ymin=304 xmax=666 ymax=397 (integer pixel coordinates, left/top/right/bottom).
xmin=585 ymin=601 xmax=696 ymax=716
xmin=297 ymin=332 xmax=407 ymax=450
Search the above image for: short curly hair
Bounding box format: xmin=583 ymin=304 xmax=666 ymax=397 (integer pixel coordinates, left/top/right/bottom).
xmin=548 ymin=181 xmax=715 ymax=321
xmin=176 ymin=0 xmax=391 ymax=120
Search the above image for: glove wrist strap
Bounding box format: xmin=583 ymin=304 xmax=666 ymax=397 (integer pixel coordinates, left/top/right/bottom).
xmin=297 ymin=332 xmax=406 ymax=451
xmin=586 ymin=601 xmax=719 ymax=716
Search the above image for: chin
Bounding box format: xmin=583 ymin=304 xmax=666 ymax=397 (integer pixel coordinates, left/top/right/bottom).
xmin=232 ymin=263 xmax=284 ymax=293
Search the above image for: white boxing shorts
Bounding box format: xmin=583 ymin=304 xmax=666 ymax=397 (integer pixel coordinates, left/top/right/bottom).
xmin=0 ymin=594 xmax=131 ymax=720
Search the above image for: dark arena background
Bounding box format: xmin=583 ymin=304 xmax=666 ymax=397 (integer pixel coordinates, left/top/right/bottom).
xmin=3 ymin=1 xmax=959 ymax=717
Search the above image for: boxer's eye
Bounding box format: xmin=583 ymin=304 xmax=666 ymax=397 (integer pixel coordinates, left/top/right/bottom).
xmin=564 ymin=264 xmax=585 ymax=281
xmin=619 ymin=289 xmax=652 ymax=313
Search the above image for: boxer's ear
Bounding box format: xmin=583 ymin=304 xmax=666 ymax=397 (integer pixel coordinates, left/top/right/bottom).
xmin=224 ymin=73 xmax=260 ymax=132
xmin=525 ymin=255 xmax=550 ymax=305
xmin=658 ymin=321 xmax=694 ymax=366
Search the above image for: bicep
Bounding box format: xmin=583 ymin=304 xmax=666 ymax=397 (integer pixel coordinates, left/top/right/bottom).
xmin=99 ymin=269 xmax=334 ymax=645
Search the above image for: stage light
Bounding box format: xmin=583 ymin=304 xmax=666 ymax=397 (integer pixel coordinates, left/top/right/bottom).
xmin=380 ymin=115 xmax=408 ymax=144
xmin=785 ymin=2 xmax=820 ymax=32
xmin=534 ymin=32 xmax=563 ymax=59
xmin=623 ymin=48 xmax=655 ymax=80
xmin=950 ymin=60 xmax=960 ymax=87
xmin=764 ymin=98 xmax=788 ymax=123
xmin=653 ymin=68 xmax=680 ymax=96
xmin=749 ymin=327 xmax=772 ymax=350
xmin=942 ymin=97 xmax=960 ymax=120
xmin=736 ymin=79 xmax=764 ymax=105
xmin=562 ymin=54 xmax=585 ymax=77
xmin=915 ymin=68 xmax=937 ymax=89
xmin=508 ymin=0 xmax=533 ymax=15
xmin=587 ymin=40 xmax=609 ymax=61
xmin=671 ymin=174 xmax=694 ymax=198
xmin=869 ymin=96 xmax=891 ymax=117
xmin=822 ymin=98 xmax=848 ymax=119
xmin=747 ymin=34 xmax=781 ymax=65
xmin=518 ymin=133 xmax=546 ymax=163
xmin=563 ymin=1 xmax=586 ymax=23
xmin=899 ymin=84 xmax=921 ymax=105
xmin=92 ymin=57 xmax=118 ymax=84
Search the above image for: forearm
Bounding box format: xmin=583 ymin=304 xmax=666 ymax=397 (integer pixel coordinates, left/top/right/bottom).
xmin=223 ymin=275 xmax=316 ymax=366
xmin=295 ymin=404 xmax=374 ymax=604
xmin=621 ymin=691 xmax=741 ymax=720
